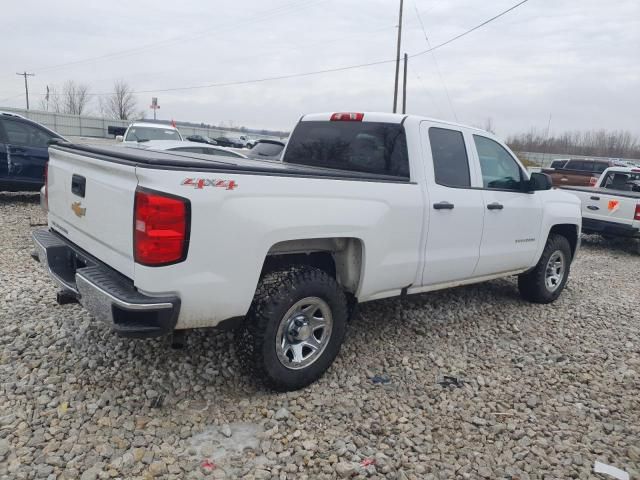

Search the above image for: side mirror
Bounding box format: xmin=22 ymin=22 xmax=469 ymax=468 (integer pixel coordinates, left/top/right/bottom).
xmin=528 ymin=172 xmax=552 ymax=191
xmin=115 ymin=135 xmax=124 ymax=142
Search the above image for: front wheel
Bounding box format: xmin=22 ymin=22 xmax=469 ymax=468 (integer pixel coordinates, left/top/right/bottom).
xmin=237 ymin=266 xmax=348 ymax=391
xmin=518 ymin=234 xmax=572 ymax=304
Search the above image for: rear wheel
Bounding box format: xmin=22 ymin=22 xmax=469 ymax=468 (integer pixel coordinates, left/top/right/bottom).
xmin=518 ymin=234 xmax=572 ymax=303
xmin=237 ymin=265 xmax=348 ymax=391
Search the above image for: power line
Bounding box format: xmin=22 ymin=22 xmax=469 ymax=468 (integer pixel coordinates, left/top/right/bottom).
xmin=14 ymin=0 xmax=325 ymax=77
xmin=18 ymin=0 xmax=530 ymax=99
xmin=413 ymin=3 xmax=458 ymax=121
xmin=409 ymin=0 xmax=529 ymax=58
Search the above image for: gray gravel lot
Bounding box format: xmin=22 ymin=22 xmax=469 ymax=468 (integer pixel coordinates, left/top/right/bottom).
xmin=1 ymin=193 xmax=639 ymax=480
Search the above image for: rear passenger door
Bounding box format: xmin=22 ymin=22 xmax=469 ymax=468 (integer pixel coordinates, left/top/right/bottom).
xmin=1 ymin=117 xmax=54 ymax=185
xmin=471 ymin=135 xmax=543 ymax=276
xmin=420 ymin=124 xmax=485 ymax=286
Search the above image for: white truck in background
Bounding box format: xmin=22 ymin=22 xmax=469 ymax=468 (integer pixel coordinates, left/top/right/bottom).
xmin=33 ymin=112 xmax=581 ymax=390
xmin=561 ymin=166 xmax=640 ymax=253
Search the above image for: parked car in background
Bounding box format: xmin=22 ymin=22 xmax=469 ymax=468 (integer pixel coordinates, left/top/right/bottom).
xmin=543 ymin=158 xmax=618 ymax=187
xmin=33 ymin=111 xmax=581 ymax=390
xmin=118 ymin=122 xmax=183 ymax=144
xmin=128 ymin=140 xmax=247 ymax=159
xmin=245 ymin=139 xmax=286 ymax=160
xmin=215 ymin=136 xmax=243 ymax=148
xmin=185 ymin=134 xmax=217 ymax=145
xmin=0 ymin=112 xmax=65 ymax=191
xmin=561 ymin=166 xmax=640 ymax=252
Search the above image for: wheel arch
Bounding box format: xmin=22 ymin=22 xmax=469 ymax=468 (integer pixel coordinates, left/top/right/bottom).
xmin=548 ymin=223 xmax=579 ymax=259
xmin=260 ymin=237 xmax=365 ymax=297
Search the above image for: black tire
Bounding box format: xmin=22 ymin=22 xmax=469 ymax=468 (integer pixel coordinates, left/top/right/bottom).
xmin=237 ymin=265 xmax=348 ymax=391
xmin=518 ymin=234 xmax=572 ymax=304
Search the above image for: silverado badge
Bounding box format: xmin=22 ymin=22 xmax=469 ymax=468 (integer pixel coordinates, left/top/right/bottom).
xmin=71 ymin=201 xmax=86 ymax=218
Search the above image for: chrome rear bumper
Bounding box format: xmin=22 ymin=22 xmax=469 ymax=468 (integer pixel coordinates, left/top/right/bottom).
xmin=32 ymin=228 xmax=180 ymax=338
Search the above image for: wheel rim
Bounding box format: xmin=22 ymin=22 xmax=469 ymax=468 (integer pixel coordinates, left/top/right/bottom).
xmin=545 ymin=250 xmax=566 ymax=292
xmin=275 ymin=297 xmax=333 ymax=370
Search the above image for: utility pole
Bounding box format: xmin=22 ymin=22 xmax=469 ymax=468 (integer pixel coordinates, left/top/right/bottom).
xmin=16 ymin=72 xmax=35 ymax=110
xmin=392 ymin=0 xmax=404 ymax=113
xmin=402 ymin=53 xmax=408 ymax=114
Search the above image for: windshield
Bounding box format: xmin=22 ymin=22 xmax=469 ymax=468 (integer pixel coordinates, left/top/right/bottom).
xmin=252 ymin=142 xmax=284 ymax=157
xmin=125 ymin=126 xmax=182 ymax=142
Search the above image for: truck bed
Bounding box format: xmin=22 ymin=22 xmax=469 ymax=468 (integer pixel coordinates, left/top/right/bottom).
xmin=51 ymin=142 xmax=412 ymax=184
xmin=560 ymin=185 xmax=640 ymax=199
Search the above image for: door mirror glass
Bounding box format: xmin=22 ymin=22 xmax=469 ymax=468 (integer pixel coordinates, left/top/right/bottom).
xmin=528 ymin=172 xmax=552 ymax=191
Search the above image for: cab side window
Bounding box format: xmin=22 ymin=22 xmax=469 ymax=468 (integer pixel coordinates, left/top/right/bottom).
xmin=3 ymin=118 xmax=53 ymax=148
xmin=429 ymin=127 xmax=470 ymax=188
xmin=473 ymin=135 xmax=524 ymax=191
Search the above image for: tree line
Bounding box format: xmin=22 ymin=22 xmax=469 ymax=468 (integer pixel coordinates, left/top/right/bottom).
xmin=38 ymin=80 xmax=140 ymax=120
xmin=507 ymin=129 xmax=640 ymax=159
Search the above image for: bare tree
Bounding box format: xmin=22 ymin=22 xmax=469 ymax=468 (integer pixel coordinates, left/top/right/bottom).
xmin=38 ymin=85 xmax=63 ymax=113
xmin=100 ymin=80 xmax=138 ymax=120
xmin=61 ymin=80 xmax=91 ymax=115
xmin=507 ymin=129 xmax=640 ymax=159
xmin=482 ymin=117 xmax=495 ymax=134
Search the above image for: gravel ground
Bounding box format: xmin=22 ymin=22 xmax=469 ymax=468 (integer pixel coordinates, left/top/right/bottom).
xmin=1 ymin=193 xmax=639 ymax=480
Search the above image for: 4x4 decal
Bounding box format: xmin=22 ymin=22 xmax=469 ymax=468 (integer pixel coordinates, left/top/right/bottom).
xmin=181 ymin=178 xmax=238 ymax=190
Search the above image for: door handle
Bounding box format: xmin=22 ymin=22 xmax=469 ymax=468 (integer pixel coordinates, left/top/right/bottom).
xmin=487 ymin=202 xmax=504 ymax=210
xmin=9 ymin=146 xmax=26 ymax=153
xmin=433 ymin=201 xmax=454 ymax=210
xmin=590 ymin=196 xmax=600 ymax=200
xmin=587 ymin=205 xmax=599 ymax=211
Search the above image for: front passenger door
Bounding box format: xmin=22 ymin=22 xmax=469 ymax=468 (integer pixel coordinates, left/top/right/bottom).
xmin=472 ymin=135 xmax=543 ymax=276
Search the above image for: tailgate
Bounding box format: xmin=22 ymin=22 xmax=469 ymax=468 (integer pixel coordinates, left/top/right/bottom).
xmin=47 ymin=147 xmax=138 ymax=279
xmin=572 ymin=188 xmax=638 ymax=227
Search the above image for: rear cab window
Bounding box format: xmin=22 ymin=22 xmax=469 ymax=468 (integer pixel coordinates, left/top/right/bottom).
xmin=283 ymin=121 xmax=410 ymax=179
xmin=601 ymin=171 xmax=640 ymax=192
xmin=565 ymin=160 xmax=587 ymax=171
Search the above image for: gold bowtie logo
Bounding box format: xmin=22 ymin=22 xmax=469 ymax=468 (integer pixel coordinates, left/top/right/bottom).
xmin=71 ymin=201 xmax=86 ymax=218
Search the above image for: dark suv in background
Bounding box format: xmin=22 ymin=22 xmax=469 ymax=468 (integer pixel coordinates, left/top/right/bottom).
xmin=0 ymin=112 xmax=65 ymax=191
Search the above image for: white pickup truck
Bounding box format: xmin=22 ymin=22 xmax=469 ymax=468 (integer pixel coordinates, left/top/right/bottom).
xmin=33 ymin=112 xmax=581 ymax=390
xmin=561 ymin=166 xmax=640 ymax=252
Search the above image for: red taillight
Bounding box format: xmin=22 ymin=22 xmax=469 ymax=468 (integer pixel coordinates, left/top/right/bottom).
xmin=635 ymin=204 xmax=640 ymax=221
xmin=134 ymin=189 xmax=190 ymax=266
xmin=589 ymin=176 xmax=598 ymax=186
xmin=43 ymin=161 xmax=49 ymax=209
xmin=330 ymin=112 xmax=364 ymax=122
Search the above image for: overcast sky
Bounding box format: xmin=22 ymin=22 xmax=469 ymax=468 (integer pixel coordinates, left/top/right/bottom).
xmin=1 ymin=0 xmax=639 ymax=136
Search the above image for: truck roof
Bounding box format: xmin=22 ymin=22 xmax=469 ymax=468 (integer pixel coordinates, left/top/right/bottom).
xmin=602 ymin=166 xmax=640 ymax=174
xmin=127 ymin=122 xmax=180 ymax=130
xmin=300 ymin=111 xmax=490 ymax=134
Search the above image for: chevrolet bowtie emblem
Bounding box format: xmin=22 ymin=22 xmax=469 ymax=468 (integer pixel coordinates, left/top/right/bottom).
xmin=71 ymin=201 xmax=86 ymax=218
